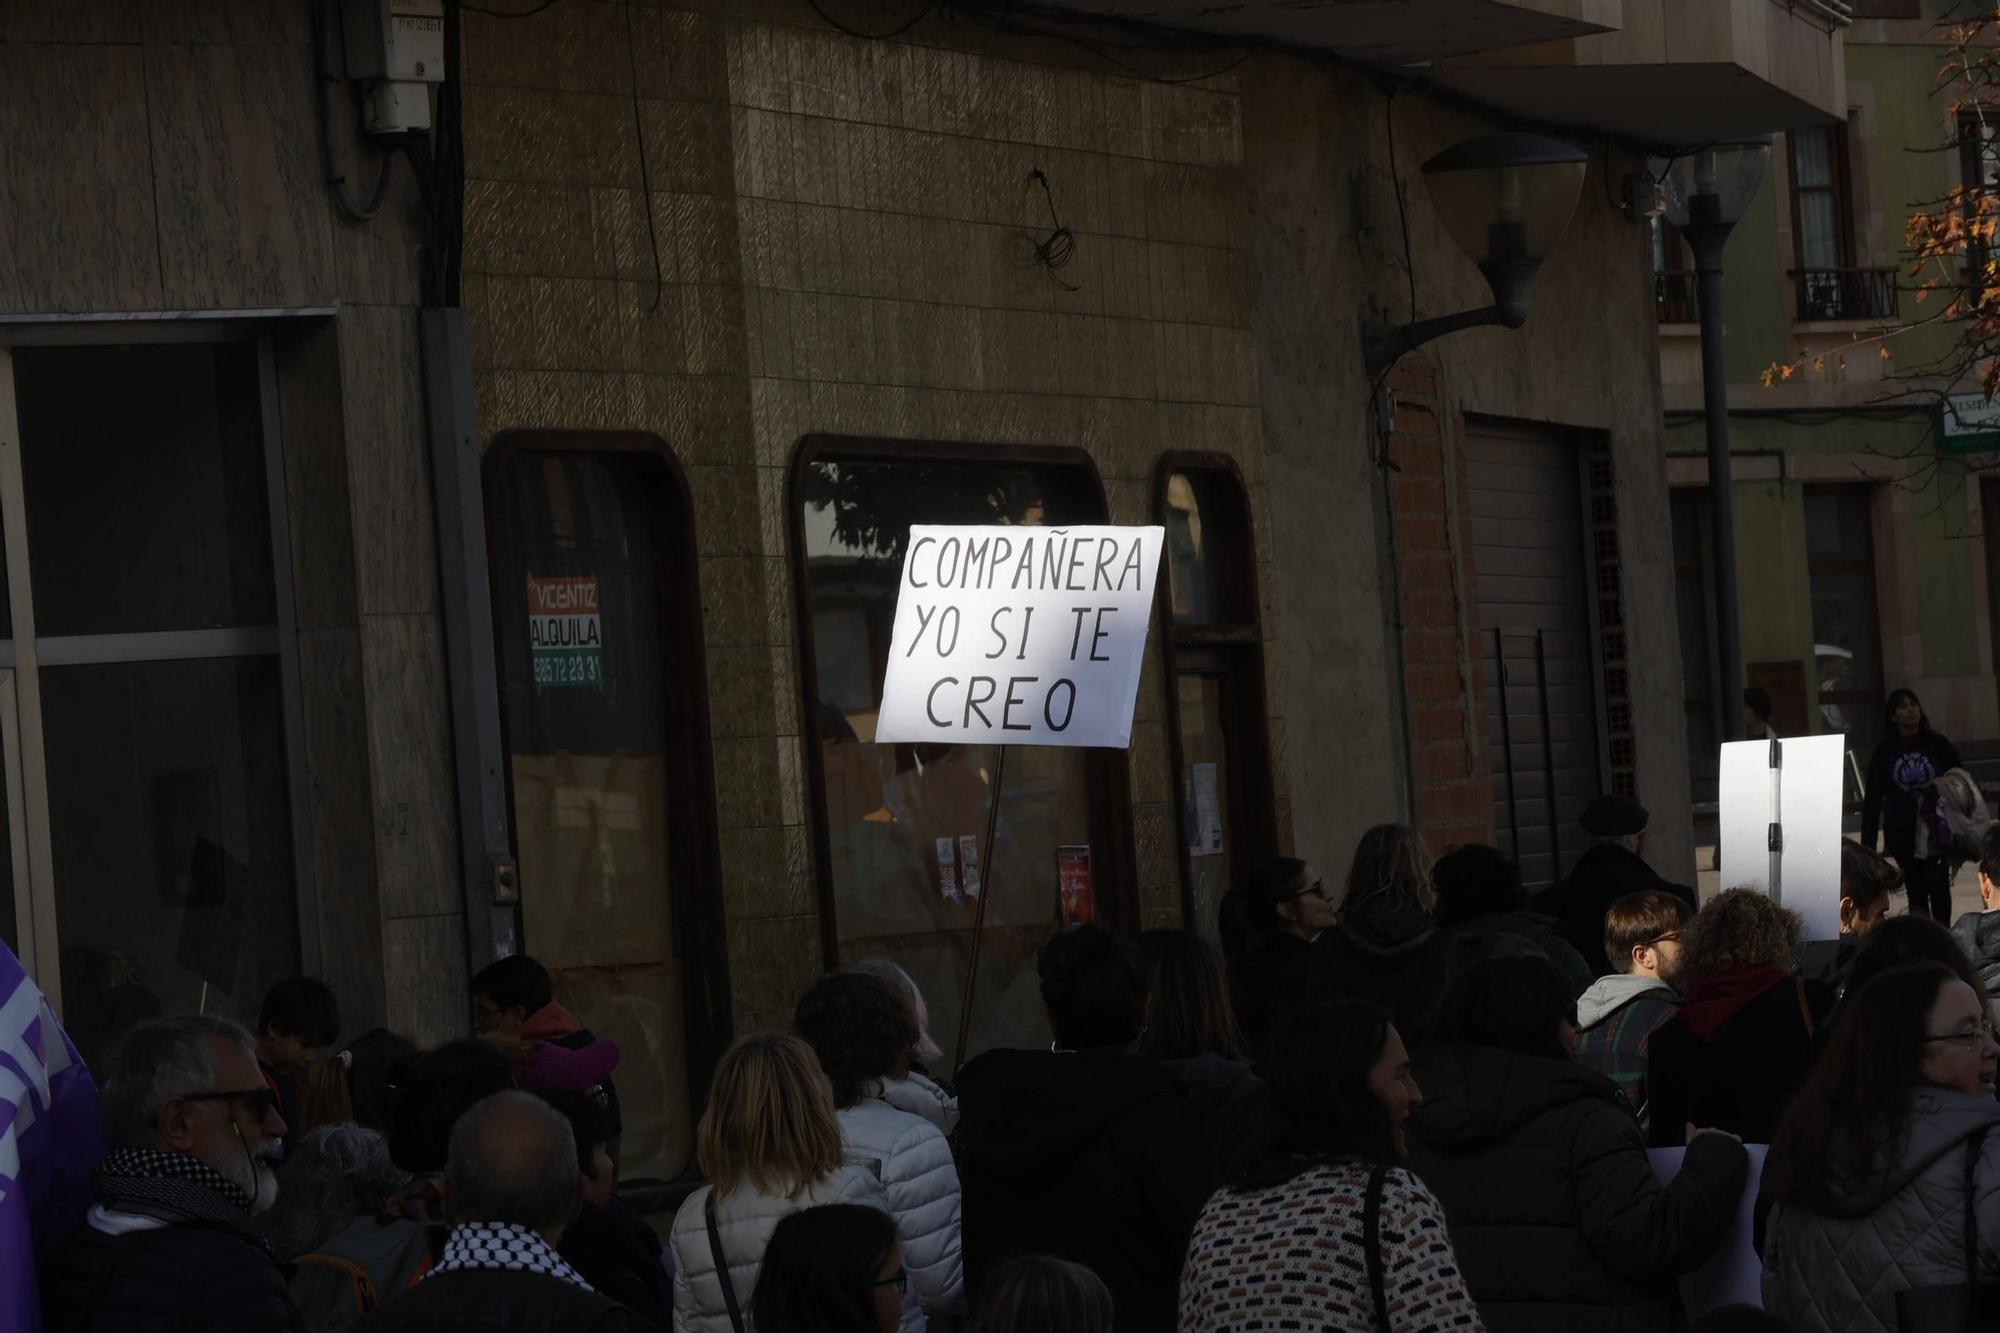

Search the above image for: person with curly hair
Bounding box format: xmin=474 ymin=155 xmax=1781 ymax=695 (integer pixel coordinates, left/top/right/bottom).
xmin=1645 ymin=889 xmax=1834 ymax=1147
xmin=794 ymin=973 xmax=965 ymax=1332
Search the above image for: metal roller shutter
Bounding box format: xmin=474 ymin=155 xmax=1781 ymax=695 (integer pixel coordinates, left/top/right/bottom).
xmin=1465 ymin=423 xmax=1605 ymax=889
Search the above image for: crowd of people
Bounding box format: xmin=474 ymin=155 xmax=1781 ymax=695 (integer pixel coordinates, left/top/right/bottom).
xmin=21 ymin=788 xmax=2000 ymax=1332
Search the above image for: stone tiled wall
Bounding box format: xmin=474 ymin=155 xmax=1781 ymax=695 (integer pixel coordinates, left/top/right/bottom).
xmin=462 ymin=0 xmax=1278 ymax=1033
xmin=0 ymin=1 xmax=458 ymax=1044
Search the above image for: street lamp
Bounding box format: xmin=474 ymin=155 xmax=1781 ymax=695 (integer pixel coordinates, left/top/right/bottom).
xmin=1650 ymin=138 xmax=1771 ymax=743
xmin=1364 ymin=132 xmax=1588 ymax=377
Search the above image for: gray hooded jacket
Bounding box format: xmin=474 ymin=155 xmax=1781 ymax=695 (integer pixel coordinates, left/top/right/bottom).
xmin=1762 ymin=1088 xmax=2000 ymax=1333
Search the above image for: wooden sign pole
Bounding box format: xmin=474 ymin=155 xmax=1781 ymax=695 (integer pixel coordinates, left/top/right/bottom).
xmin=953 ymin=743 xmax=1010 ymax=1067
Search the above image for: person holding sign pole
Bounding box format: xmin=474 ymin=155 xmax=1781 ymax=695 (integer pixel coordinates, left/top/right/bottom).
xmin=1761 ymin=962 xmax=2000 ymax=1332
xmin=956 ymin=924 xmax=1215 ymax=1333
xmin=1862 ymin=689 xmax=1962 ymax=923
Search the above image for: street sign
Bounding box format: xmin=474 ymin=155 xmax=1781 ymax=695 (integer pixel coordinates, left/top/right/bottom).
xmin=1937 ymin=392 xmax=2000 ymax=455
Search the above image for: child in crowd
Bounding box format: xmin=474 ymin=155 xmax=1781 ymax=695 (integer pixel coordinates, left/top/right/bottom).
xmin=257 ymin=976 xmax=341 ymax=1134
xmin=470 ymin=955 xmax=623 ymax=1160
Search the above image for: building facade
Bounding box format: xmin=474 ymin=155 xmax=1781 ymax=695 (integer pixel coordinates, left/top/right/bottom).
xmin=0 ymin=0 xmax=1841 ymax=1188
xmin=1659 ymin=0 xmax=1991 ymax=846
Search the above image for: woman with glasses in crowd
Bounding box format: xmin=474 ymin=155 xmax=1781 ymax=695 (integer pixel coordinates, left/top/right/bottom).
xmin=1762 ymin=962 xmax=2000 ymax=1331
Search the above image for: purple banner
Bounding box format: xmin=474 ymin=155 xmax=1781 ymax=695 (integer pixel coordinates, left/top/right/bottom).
xmin=0 ymin=942 xmax=105 ymax=1333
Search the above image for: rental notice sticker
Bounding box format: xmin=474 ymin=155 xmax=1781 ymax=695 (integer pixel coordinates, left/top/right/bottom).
xmin=528 ymin=575 xmax=604 ymax=689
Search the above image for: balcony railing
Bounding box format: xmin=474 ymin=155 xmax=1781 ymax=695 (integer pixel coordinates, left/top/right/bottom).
xmin=1656 ymin=270 xmax=1698 ymax=324
xmin=1792 ymin=267 xmax=1899 ymax=323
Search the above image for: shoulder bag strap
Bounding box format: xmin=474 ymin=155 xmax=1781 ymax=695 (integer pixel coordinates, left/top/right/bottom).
xmin=292 ymin=1252 xmax=381 ymax=1313
xmin=1795 ymin=979 xmax=1816 ymax=1039
xmin=1365 ymin=1163 xmax=1392 ymax=1332
xmin=1965 ymin=1124 xmax=1994 ymax=1332
xmin=705 ymin=1190 xmax=749 ymax=1333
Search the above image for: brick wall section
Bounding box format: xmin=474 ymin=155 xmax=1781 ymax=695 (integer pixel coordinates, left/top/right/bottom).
xmin=1385 ymin=368 xmax=1493 ymax=855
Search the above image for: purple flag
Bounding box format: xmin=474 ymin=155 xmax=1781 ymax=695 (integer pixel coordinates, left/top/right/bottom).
xmin=0 ymin=941 xmax=105 ymax=1333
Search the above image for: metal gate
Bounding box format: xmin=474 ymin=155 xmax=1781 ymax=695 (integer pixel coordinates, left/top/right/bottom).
xmin=1467 ymin=425 xmax=1605 ymax=889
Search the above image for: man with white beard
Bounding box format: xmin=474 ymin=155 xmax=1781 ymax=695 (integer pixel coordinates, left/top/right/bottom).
xmin=43 ymin=1015 xmax=303 ymax=1332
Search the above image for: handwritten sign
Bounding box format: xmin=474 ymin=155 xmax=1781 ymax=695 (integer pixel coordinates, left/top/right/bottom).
xmin=875 ymin=525 xmax=1164 ymax=748
xmin=528 ymin=576 xmax=604 ymax=690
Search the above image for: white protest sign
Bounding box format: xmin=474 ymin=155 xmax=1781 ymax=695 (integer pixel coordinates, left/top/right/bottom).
xmin=875 ymin=525 xmax=1164 ymax=749
xmin=1648 ymin=1144 xmax=1769 ymax=1316
xmin=1718 ymin=735 xmax=1844 ymax=940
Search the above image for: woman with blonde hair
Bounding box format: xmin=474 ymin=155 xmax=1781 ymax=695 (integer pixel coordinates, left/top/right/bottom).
xmin=669 ymin=1033 xmax=891 ymax=1332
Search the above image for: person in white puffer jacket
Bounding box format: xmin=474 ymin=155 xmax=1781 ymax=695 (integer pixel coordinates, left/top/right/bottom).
xmin=670 ymin=1033 xmax=892 ymax=1333
xmin=853 ymin=959 xmax=961 ymax=1137
xmin=797 ymin=973 xmax=968 ymax=1332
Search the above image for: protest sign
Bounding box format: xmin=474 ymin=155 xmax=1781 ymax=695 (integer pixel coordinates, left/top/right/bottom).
xmin=875 ymin=525 xmax=1164 ymax=749
xmin=1647 ymin=1143 xmax=1770 ymax=1316
xmin=1718 ymin=735 xmax=1844 ymax=940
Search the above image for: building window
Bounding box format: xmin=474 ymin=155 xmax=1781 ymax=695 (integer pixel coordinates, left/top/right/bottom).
xmin=1789 ymin=125 xmax=1887 ymax=321
xmin=1850 ymin=0 xmax=1919 ymax=15
xmin=792 ymin=440 xmax=1133 ymax=1070
xmin=0 ymin=338 xmax=310 ymax=1068
xmin=1157 ymin=461 xmax=1276 ymax=940
xmin=485 ymin=433 xmax=731 ymax=1186
xmin=1804 ymin=486 xmax=1886 ymax=765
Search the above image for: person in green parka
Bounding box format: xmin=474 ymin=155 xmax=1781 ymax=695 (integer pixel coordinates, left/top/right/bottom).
xmin=1406 ymin=952 xmax=1748 ymax=1333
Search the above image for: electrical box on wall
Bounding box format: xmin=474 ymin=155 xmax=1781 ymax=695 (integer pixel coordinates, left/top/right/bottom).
xmin=341 ymin=0 xmax=446 ymax=135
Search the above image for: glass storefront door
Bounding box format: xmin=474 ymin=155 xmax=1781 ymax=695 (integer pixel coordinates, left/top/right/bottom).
xmin=0 ymin=333 xmax=310 ymax=1067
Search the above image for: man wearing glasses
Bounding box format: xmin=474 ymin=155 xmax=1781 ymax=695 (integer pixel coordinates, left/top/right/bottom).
xmin=42 ymin=1015 xmax=303 ymax=1332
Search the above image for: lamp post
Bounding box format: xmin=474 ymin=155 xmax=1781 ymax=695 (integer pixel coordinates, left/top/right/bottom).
xmin=1650 ymin=139 xmax=1771 ymax=743
xmin=1364 ymin=132 xmax=1588 ymax=377
xmin=1363 ymin=131 xmax=1586 ymax=822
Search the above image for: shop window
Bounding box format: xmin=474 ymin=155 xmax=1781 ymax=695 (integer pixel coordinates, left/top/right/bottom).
xmin=486 ymin=433 xmax=730 ymax=1186
xmin=793 ymin=439 xmax=1134 ymax=1070
xmin=1805 ymin=485 xmax=1886 ymax=760
xmin=0 ymin=339 xmax=308 ymax=1067
xmin=1157 ymin=461 xmax=1276 ymax=939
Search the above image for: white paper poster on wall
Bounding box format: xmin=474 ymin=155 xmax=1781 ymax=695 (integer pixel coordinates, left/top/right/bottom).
xmin=875 ymin=525 xmax=1164 ymax=749
xmin=1718 ymin=734 xmax=1845 ymax=941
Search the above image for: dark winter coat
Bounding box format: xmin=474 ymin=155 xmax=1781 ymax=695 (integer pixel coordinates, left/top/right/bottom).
xmin=43 ymin=1219 xmax=305 ymax=1333
xmin=1534 ymin=845 xmax=1698 ymax=978
xmin=558 ymin=1199 xmax=671 ymax=1328
xmin=1408 ymin=1041 xmax=1748 ymax=1333
xmin=1159 ymin=1052 xmax=1274 ymax=1181
xmin=1227 ymin=933 xmax=1343 ymax=1061
xmin=355 ymin=1269 xmax=653 ymax=1333
xmin=1646 ymin=970 xmax=1832 ymax=1148
xmin=1952 ymin=909 xmax=2000 ymax=998
xmin=955 ymin=1048 xmax=1215 ymax=1333
xmin=1399 ymin=910 xmax=1593 ymax=1033
xmin=1317 ymin=904 xmax=1434 ymax=1029
xmin=1862 ymin=731 xmax=1961 ymax=852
